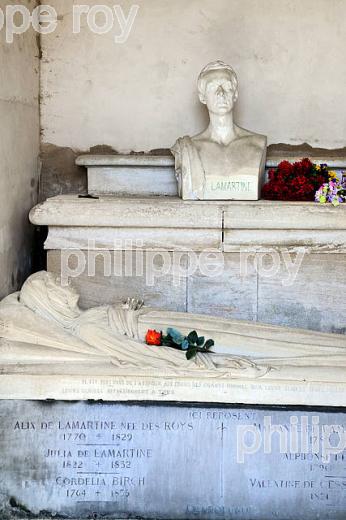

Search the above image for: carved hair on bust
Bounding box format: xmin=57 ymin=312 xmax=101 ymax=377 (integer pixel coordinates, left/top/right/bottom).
xmin=197 ymin=60 xmax=239 ymax=102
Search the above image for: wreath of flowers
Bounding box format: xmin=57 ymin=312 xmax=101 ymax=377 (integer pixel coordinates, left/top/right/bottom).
xmin=262 ymin=158 xmax=330 ymax=201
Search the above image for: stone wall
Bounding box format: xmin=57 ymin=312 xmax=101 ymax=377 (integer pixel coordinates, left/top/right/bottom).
xmin=0 ymin=1 xmax=40 ymax=298
xmin=40 ymin=0 xmax=346 ymax=154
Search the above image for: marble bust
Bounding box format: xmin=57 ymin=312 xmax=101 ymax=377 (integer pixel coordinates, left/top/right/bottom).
xmin=171 ymin=61 xmax=267 ymax=200
xmin=1 ymin=272 xmax=346 ymax=386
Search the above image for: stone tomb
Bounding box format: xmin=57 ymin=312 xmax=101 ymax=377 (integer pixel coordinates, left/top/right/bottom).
xmin=30 ymin=195 xmax=346 ymax=333
xmin=1 ymin=401 xmax=346 ymax=520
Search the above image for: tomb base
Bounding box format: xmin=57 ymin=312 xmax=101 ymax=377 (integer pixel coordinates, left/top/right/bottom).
xmin=1 ymin=400 xmax=346 ymax=520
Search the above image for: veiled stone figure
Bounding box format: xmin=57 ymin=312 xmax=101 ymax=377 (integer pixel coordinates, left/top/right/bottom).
xmin=1 ymin=272 xmax=346 ymax=383
xmin=171 ymin=61 xmax=267 ymax=200
xmin=0 ymin=272 xmax=269 ymax=378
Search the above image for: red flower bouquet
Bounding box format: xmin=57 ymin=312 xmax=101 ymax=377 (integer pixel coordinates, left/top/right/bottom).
xmin=262 ymin=158 xmax=330 ymax=201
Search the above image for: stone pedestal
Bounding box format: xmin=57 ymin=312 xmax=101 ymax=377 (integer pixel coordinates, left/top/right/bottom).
xmin=76 ymin=153 xmax=346 ymax=198
xmin=30 ymin=196 xmax=346 ymax=333
xmin=77 ymin=154 xmax=177 ymax=197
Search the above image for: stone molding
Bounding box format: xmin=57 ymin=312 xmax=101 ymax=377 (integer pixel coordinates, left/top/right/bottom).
xmin=30 ymin=196 xmax=346 ymax=253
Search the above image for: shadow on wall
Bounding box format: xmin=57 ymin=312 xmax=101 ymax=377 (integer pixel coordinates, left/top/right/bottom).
xmin=31 ymin=225 xmax=48 ymax=274
xmin=39 ymin=143 xmax=173 ymax=201
xmin=40 ymin=144 xmax=87 ymax=201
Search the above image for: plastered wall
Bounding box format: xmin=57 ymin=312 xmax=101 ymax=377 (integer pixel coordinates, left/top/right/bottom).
xmin=0 ymin=1 xmax=40 ymax=297
xmin=41 ymin=0 xmax=346 ymax=153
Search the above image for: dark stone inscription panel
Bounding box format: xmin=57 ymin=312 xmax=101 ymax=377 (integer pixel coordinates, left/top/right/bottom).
xmin=0 ymin=401 xmax=346 ymax=519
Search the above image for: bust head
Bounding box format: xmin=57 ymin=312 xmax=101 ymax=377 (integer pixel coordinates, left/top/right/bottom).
xmin=197 ymin=61 xmax=238 ymax=116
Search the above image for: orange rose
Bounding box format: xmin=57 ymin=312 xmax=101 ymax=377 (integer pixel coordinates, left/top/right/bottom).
xmin=145 ymin=329 xmax=162 ymax=346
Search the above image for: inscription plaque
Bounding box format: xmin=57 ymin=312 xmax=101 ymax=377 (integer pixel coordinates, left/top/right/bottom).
xmin=205 ymin=175 xmax=257 ymax=200
xmin=0 ymin=401 xmax=346 ymax=519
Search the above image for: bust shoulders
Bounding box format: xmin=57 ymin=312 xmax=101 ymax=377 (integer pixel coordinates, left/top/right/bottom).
xmin=191 ymin=125 xmax=266 ymax=150
xmin=235 ymin=126 xmax=267 ymax=148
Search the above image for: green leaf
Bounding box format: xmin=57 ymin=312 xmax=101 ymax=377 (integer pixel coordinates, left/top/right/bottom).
xmin=162 ymin=335 xmax=180 ymax=348
xmin=187 ymin=331 xmax=198 ymax=345
xmin=204 ymin=339 xmax=215 ymax=351
xmin=186 ymin=348 xmax=198 ymax=360
xmin=166 ymin=328 xmax=184 ymax=345
xmin=197 ymin=336 xmax=205 ymax=346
